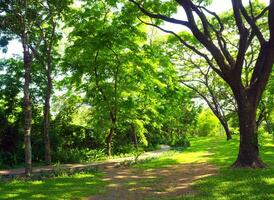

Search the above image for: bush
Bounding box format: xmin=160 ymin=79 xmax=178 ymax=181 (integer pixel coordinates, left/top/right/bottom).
xmin=54 ymin=148 xmax=106 ymax=163
xmin=113 ymin=144 xmax=137 ymax=155
xmin=167 ymin=134 xmax=190 ymax=147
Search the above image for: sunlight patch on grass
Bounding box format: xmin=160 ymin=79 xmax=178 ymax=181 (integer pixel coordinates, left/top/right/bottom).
xmin=135 ymin=150 xmax=209 ymax=169
xmin=172 ymin=151 xmax=210 ymax=163
xmin=264 ymin=177 xmax=274 ymax=184
xmin=30 ymin=194 xmax=47 ymax=198
xmin=30 ymin=181 xmax=43 ymax=185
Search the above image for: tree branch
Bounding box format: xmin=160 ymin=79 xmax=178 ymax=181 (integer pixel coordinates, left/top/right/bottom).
xmin=129 ymin=0 xmax=190 ymax=27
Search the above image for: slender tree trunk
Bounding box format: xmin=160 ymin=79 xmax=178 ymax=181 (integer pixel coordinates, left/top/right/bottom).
xmin=232 ymin=102 xmax=265 ymax=168
xmin=106 ymin=127 xmax=114 ymax=156
xmin=43 ymin=79 xmax=52 ymax=165
xmin=43 ymin=54 xmax=52 ymax=165
xmin=219 ymin=118 xmax=232 ymax=141
xmin=106 ymin=109 xmax=117 ymax=156
xmin=131 ymin=124 xmax=138 ymax=149
xmin=23 ymin=46 xmax=32 ymax=176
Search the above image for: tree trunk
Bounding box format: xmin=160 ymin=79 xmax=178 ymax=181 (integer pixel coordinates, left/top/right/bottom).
xmin=106 ymin=127 xmax=114 ymax=156
xmin=23 ymin=47 xmax=32 ymax=176
xmin=219 ymin=119 xmax=232 ymax=141
xmin=232 ymin=103 xmax=265 ymax=168
xmin=43 ymin=54 xmax=52 ymax=165
xmin=106 ymin=109 xmax=116 ymax=156
xmin=131 ymin=124 xmax=138 ymax=149
xmin=43 ymin=82 xmax=52 ymax=165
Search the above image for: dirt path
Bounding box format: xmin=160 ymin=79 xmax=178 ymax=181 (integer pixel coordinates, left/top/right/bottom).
xmin=88 ymin=162 xmax=218 ymax=200
xmin=0 ymin=145 xmax=170 ymax=177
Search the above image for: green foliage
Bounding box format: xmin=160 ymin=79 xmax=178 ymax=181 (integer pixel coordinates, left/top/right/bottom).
xmin=54 ymin=148 xmax=106 ymax=164
xmin=0 ymin=59 xmax=24 ymax=167
xmin=133 ymin=119 xmax=148 ymax=147
xmin=194 ymin=109 xmax=222 ymax=137
xmin=167 ymin=134 xmax=190 ymax=148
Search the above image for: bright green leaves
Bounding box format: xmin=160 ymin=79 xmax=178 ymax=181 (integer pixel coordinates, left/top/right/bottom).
xmin=61 ymin=0 xmax=197 ymax=152
xmin=142 ymin=0 xmax=177 ymax=17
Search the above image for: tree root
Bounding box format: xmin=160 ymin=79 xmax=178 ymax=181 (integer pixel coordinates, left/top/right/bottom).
xmin=231 ymin=158 xmax=266 ymax=169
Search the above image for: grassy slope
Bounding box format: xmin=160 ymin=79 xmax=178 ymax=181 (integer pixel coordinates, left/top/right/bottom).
xmin=0 ymin=136 xmax=273 ymax=200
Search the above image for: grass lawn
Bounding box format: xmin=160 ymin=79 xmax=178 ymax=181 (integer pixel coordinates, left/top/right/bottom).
xmin=0 ymin=135 xmax=274 ymax=200
xmin=0 ymin=171 xmax=107 ymax=200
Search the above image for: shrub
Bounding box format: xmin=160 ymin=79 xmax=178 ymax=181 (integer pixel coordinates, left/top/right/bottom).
xmin=53 ymin=148 xmax=106 ymax=163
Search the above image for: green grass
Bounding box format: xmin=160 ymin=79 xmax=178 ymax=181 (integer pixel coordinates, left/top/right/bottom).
xmin=0 ymin=171 xmax=107 ymax=200
xmin=1 ymin=135 xmax=274 ymax=200
xmin=135 ymin=137 xmax=214 ymax=169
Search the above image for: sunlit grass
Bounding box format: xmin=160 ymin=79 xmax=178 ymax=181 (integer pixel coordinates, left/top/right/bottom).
xmin=0 ymin=172 xmax=107 ymax=200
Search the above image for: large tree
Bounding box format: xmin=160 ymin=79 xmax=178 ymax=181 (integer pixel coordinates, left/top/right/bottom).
xmin=130 ymin=0 xmax=274 ymax=168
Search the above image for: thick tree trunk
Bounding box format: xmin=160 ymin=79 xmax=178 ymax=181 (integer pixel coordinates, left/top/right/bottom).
xmin=43 ymin=56 xmax=52 ymax=165
xmin=232 ymin=103 xmax=265 ymax=168
xmin=23 ymin=48 xmax=32 ymax=176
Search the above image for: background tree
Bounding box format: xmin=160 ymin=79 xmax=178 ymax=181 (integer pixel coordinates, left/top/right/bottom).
xmin=165 ymin=35 xmax=235 ymax=140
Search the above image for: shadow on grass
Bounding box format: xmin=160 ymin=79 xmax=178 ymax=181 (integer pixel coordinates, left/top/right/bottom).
xmin=171 ymin=168 xmax=274 ymax=200
xmin=0 ymin=172 xmax=107 ymax=200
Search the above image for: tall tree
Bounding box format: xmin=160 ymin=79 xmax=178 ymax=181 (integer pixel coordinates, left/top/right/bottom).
xmin=130 ymin=0 xmax=274 ymax=167
xmin=63 ymin=0 xmax=148 ymax=156
xmin=31 ymin=0 xmax=71 ymax=165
